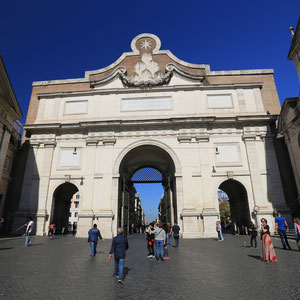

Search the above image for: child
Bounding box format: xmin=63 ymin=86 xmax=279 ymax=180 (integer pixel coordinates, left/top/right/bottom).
xmin=146 ymin=225 xmax=155 ymax=258
xmin=164 ymin=242 xmax=169 ymax=260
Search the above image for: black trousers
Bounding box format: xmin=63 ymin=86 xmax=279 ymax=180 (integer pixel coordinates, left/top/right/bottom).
xmin=147 ymin=243 xmax=154 ymax=255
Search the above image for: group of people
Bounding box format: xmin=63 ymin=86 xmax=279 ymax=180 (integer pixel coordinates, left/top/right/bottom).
xmin=216 ymin=212 xmax=300 ymax=263
xmin=145 ymin=222 xmax=180 ymax=260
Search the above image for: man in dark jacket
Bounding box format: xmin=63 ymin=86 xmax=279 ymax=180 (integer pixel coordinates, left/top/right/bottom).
xmin=109 ymin=228 xmax=129 ymax=283
xmin=88 ymin=224 xmax=104 ymax=256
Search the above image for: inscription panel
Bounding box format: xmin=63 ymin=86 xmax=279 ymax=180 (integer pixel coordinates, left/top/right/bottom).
xmin=207 ymin=94 xmax=233 ymax=109
xmin=121 ymin=97 xmax=172 ymax=112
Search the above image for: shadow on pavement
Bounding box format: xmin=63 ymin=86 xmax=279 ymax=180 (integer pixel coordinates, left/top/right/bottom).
xmin=274 ymin=246 xmax=300 ymax=252
xmin=123 ymin=267 xmax=131 ymax=280
xmin=247 ymin=255 xmax=264 ymax=262
xmin=0 ymin=247 xmax=14 ymax=250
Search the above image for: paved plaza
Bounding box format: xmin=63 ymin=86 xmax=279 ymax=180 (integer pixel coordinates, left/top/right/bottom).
xmin=0 ymin=234 xmax=300 ymax=300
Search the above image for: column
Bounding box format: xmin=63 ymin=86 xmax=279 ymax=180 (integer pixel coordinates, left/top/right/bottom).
xmin=35 ymin=141 xmax=56 ymax=235
xmin=76 ymin=138 xmax=97 ymax=237
xmin=12 ymin=142 xmax=40 ymax=232
xmin=243 ymin=134 xmax=274 ymax=232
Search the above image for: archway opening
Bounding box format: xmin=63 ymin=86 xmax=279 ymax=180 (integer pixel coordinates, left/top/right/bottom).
xmin=218 ymin=180 xmax=250 ymax=235
xmin=118 ymin=145 xmax=177 ymax=235
xmin=52 ymin=183 xmax=78 ymax=234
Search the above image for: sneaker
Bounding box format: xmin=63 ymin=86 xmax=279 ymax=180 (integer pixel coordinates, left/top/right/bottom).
xmin=164 ymin=257 xmax=170 ymax=260
xmin=113 ymin=273 xmax=118 ymax=277
xmin=147 ymin=255 xmax=152 ymax=258
xmin=118 ymin=279 xmax=122 ymax=283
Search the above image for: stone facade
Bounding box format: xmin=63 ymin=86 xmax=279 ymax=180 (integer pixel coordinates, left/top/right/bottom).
xmin=13 ymin=34 xmax=290 ymax=238
xmin=278 ymin=18 xmax=300 ymax=208
xmin=0 ymin=57 xmax=23 ymax=227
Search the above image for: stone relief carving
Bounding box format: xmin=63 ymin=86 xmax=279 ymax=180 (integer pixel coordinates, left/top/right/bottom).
xmin=119 ymin=53 xmax=173 ymax=87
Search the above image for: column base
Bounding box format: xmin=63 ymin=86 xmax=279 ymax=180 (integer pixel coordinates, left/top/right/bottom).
xmin=180 ymin=209 xmax=202 ymax=239
xmin=202 ymin=208 xmax=219 ymax=237
xmin=11 ymin=210 xmax=32 ymax=234
xmin=94 ymin=210 xmax=114 ymax=239
xmin=36 ymin=210 xmax=48 ymax=236
xmin=76 ymin=211 xmax=94 ymax=237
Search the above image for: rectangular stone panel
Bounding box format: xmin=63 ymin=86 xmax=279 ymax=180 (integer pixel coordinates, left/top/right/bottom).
xmin=215 ymin=143 xmax=241 ymax=166
xmin=121 ymin=97 xmax=172 ymax=111
xmin=64 ymin=100 xmax=88 ymax=115
xmin=58 ymin=148 xmax=81 ymax=168
xmin=207 ymin=94 xmax=233 ymax=109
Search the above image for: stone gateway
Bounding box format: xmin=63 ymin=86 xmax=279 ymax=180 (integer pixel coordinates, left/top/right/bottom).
xmin=13 ymin=34 xmax=291 ymax=238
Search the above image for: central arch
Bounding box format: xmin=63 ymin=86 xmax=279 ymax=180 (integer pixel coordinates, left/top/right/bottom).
xmin=118 ymin=144 xmax=178 ymax=235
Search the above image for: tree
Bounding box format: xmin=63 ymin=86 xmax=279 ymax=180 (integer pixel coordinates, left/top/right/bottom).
xmin=219 ymin=200 xmax=231 ymax=225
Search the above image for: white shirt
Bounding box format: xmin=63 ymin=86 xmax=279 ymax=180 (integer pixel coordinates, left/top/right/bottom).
xmin=26 ymin=221 xmax=34 ymax=234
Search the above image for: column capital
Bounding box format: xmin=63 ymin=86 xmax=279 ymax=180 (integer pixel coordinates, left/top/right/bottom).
xmin=242 ymin=134 xmax=256 ymax=141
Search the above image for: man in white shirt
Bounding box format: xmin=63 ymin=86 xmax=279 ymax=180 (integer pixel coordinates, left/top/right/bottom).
xmin=24 ymin=217 xmax=34 ymax=247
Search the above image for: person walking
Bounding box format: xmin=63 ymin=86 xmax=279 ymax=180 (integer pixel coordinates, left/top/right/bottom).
xmin=146 ymin=225 xmax=155 ymax=258
xmin=88 ymin=224 xmax=104 ymax=256
xmin=216 ymin=221 xmax=224 ymax=241
xmin=260 ymin=218 xmax=277 ymax=262
xmin=109 ymin=228 xmax=129 ymax=283
xmin=172 ymin=222 xmax=180 ymax=247
xmin=150 ymin=223 xmax=166 ymax=261
xmin=0 ymin=217 xmax=4 ymax=233
xmin=24 ymin=217 xmax=34 ymax=247
xmin=275 ymin=212 xmax=291 ymax=250
xmin=248 ymin=221 xmax=257 ymax=248
xmin=166 ymin=223 xmax=172 ymax=245
xmin=294 ymin=218 xmax=300 ymax=251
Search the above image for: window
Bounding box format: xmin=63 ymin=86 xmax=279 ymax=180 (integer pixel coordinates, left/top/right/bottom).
xmin=74 ymin=202 xmax=79 ymax=208
xmin=74 ymin=212 xmax=78 ymax=218
xmin=3 ymin=157 xmax=11 ymax=171
xmin=76 ymin=194 xmax=80 ymax=200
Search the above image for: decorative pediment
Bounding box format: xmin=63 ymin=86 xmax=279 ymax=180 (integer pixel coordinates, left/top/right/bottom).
xmin=87 ymin=34 xmax=208 ymax=88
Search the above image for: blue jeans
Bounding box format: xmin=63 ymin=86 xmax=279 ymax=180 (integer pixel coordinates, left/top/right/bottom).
xmin=155 ymin=240 xmax=165 ymax=259
xmin=114 ymin=258 xmax=125 ymax=279
xmin=279 ymin=230 xmax=290 ymax=248
xmin=167 ymin=233 xmax=172 ymax=245
xmin=90 ymin=241 xmax=98 ymax=256
xmin=174 ymin=235 xmax=179 ymax=247
xmin=217 ymin=231 xmax=224 ymax=241
xmin=25 ymin=234 xmax=31 ymax=247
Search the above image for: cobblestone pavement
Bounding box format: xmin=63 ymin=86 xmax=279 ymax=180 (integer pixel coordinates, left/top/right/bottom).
xmin=0 ymin=233 xmax=300 ymax=300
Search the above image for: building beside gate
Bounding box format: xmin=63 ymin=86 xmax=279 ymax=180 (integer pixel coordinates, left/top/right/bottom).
xmin=13 ymin=34 xmax=292 ymax=238
xmin=279 ymin=18 xmax=300 ymax=207
xmin=0 ymin=57 xmax=23 ymax=230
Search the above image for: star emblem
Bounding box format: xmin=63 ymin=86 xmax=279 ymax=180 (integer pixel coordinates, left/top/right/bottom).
xmin=140 ymin=39 xmax=152 ymax=50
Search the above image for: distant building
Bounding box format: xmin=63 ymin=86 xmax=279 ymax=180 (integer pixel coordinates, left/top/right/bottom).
xmin=0 ymin=57 xmax=23 ymax=230
xmin=68 ymin=192 xmax=80 ymax=227
xmin=278 ymin=18 xmax=300 ymax=213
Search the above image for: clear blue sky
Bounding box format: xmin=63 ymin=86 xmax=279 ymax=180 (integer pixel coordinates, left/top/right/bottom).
xmin=1 ymin=1 xmax=299 ymax=219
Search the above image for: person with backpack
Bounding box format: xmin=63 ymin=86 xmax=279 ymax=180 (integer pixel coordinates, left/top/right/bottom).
xmin=172 ymin=222 xmax=181 ymax=247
